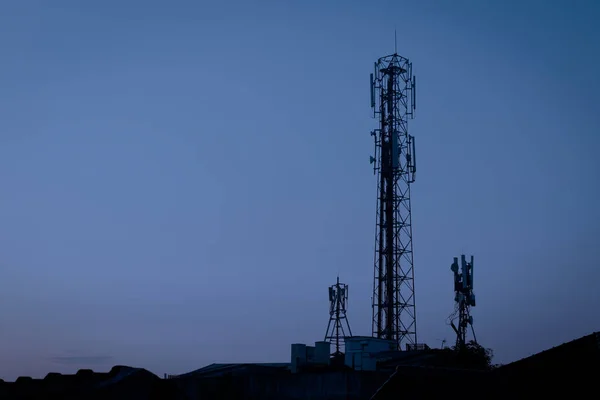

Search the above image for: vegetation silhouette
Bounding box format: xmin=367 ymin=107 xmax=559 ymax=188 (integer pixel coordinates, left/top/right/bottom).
xmin=439 ymin=340 xmax=495 ymax=370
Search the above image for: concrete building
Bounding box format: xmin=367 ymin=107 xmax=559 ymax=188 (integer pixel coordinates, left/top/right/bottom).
xmin=344 ymin=336 xmax=397 ymax=371
xmin=291 ymin=341 xmax=330 ymax=373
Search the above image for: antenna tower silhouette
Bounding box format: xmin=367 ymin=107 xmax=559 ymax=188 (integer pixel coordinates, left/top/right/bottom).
xmin=449 ymin=255 xmax=477 ymax=349
xmin=369 ymin=47 xmax=417 ymax=349
xmin=325 ymin=277 xmax=353 ymax=356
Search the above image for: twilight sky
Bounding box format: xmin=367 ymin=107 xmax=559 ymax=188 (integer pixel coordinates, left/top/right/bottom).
xmin=0 ymin=0 xmax=599 ymax=380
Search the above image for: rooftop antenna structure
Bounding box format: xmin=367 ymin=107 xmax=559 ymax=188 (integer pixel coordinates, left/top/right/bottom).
xmin=449 ymin=255 xmax=477 ymax=349
xmin=369 ymin=46 xmax=417 ymax=350
xmin=325 ymin=276 xmax=353 ymax=356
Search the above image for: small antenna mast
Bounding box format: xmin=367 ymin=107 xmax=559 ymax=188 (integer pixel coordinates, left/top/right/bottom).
xmin=394 ymin=29 xmax=397 ymax=54
xmin=325 ymin=277 xmax=353 ymax=356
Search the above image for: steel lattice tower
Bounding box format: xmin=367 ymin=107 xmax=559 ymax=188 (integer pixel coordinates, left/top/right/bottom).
xmin=325 ymin=277 xmax=353 ymax=356
xmin=369 ymin=51 xmax=417 ymax=349
xmin=450 ymin=255 xmax=477 ymax=349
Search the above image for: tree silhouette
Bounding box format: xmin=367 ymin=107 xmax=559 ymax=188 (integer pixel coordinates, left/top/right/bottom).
xmin=437 ymin=340 xmax=494 ymax=370
xmin=455 ymin=340 xmax=494 ymax=370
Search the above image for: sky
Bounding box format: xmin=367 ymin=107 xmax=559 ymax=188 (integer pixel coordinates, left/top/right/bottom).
xmin=0 ymin=0 xmax=599 ymax=380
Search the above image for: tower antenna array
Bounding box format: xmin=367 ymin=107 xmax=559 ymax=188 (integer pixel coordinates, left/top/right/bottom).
xmin=449 ymin=255 xmax=477 ymax=349
xmin=369 ymin=50 xmax=417 ymax=349
xmin=325 ymin=276 xmax=353 ymax=356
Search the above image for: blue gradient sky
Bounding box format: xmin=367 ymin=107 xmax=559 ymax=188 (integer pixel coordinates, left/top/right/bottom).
xmin=0 ymin=0 xmax=598 ymax=380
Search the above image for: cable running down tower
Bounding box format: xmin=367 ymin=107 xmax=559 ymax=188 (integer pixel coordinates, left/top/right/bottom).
xmin=369 ymin=51 xmax=417 ymax=349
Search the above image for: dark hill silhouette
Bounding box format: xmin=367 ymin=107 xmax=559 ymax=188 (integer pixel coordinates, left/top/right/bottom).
xmin=0 ymin=365 xmax=184 ymax=400
xmin=2 ymin=333 xmax=598 ymax=399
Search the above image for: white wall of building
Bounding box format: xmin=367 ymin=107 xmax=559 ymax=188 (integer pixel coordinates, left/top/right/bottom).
xmin=344 ymin=336 xmax=396 ymax=371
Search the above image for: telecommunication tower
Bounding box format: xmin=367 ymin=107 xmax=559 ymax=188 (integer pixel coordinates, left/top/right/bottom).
xmin=449 ymin=255 xmax=477 ymax=349
xmin=369 ymin=51 xmax=417 ymax=349
xmin=325 ymin=277 xmax=353 ymax=356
